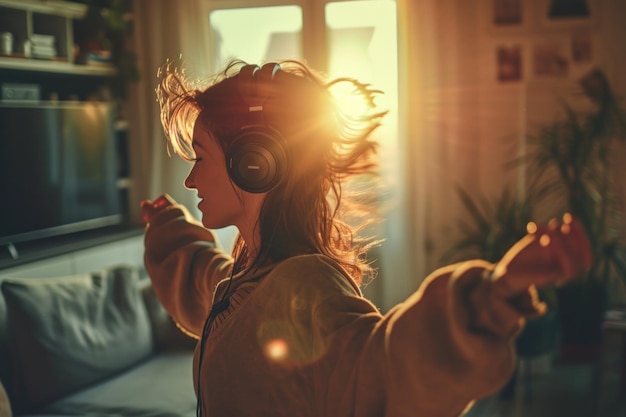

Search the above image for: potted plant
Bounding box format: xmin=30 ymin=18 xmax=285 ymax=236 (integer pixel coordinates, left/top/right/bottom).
xmin=442 ymin=186 xmax=533 ymax=264
xmin=442 ymin=185 xmax=560 ymax=400
xmin=442 ymin=184 xmax=559 ymax=311
xmin=521 ymin=68 xmax=626 ymax=362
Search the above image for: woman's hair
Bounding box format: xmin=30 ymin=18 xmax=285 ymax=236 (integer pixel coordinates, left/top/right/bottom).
xmin=156 ymin=59 xmax=387 ymax=285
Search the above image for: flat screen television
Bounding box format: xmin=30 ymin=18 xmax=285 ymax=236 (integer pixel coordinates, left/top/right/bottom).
xmin=0 ymin=102 xmax=123 ymax=245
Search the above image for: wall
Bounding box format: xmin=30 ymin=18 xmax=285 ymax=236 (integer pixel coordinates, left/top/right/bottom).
xmin=409 ymin=0 xmax=626 ymax=271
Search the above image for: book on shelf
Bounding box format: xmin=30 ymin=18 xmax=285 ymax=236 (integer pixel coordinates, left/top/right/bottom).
xmin=30 ymin=34 xmax=55 ymax=47
xmin=32 ymin=45 xmax=57 ymax=59
xmin=85 ymin=51 xmax=113 ymax=67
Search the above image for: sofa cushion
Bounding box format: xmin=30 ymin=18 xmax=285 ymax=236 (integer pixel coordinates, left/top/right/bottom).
xmin=43 ymin=352 xmax=196 ymax=417
xmin=139 ymin=278 xmax=197 ymax=352
xmin=1 ymin=265 xmax=154 ymax=413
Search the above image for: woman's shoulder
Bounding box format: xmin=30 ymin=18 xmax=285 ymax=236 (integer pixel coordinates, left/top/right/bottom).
xmin=267 ymin=254 xmax=362 ymax=296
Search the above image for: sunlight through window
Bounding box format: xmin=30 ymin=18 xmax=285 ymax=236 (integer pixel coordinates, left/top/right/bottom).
xmin=209 ymin=6 xmax=303 ymax=72
xmin=326 ymin=1 xmax=398 ymax=119
xmin=325 ymin=0 xmax=399 ymax=183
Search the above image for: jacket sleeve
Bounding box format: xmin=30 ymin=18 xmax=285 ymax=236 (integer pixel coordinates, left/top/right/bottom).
xmin=369 ymin=261 xmax=523 ymax=417
xmin=143 ymin=203 xmax=234 ymax=338
xmin=309 ymin=259 xmax=538 ymax=417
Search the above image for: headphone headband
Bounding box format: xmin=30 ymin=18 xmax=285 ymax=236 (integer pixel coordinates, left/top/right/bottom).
xmin=237 ymin=63 xmax=281 ymax=112
xmin=226 ymin=62 xmax=287 ymax=194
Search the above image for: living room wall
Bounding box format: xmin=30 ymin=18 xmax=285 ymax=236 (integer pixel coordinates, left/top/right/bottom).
xmin=401 ymin=0 xmax=626 ymax=285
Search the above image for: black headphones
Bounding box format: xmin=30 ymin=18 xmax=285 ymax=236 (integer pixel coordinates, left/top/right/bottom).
xmin=225 ymin=63 xmax=288 ymax=194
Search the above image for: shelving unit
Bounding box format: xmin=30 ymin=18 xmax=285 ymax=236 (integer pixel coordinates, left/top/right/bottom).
xmin=0 ymin=0 xmax=136 ymax=261
xmin=0 ymin=0 xmax=116 ymax=74
xmin=0 ymin=0 xmax=131 ymax=172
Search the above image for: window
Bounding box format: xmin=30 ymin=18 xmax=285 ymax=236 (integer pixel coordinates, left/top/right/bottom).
xmin=208 ymin=5 xmax=303 ymax=74
xmin=206 ymin=1 xmax=399 ymax=269
xmin=325 ymin=0 xmax=398 ymax=151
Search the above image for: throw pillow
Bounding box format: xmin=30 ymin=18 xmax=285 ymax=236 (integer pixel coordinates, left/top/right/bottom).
xmin=2 ymin=265 xmax=153 ymax=413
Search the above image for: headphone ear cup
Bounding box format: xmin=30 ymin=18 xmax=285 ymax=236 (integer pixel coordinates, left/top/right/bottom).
xmin=226 ymin=127 xmax=287 ymax=193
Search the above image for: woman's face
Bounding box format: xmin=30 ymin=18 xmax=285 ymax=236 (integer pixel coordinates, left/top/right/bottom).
xmin=184 ymin=119 xmax=246 ymax=230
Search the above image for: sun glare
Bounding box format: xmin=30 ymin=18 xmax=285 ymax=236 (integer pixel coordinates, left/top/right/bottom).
xmin=326 ymin=0 xmax=398 ymax=116
xmin=329 ymin=81 xmax=374 ymax=120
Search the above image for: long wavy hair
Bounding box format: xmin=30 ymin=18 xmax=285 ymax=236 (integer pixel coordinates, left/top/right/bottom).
xmin=156 ymin=59 xmax=387 ymax=286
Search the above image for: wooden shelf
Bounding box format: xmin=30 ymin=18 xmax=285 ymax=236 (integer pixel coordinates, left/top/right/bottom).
xmin=0 ymin=0 xmax=117 ymax=77
xmin=0 ymin=0 xmax=85 ymax=17
xmin=0 ymin=56 xmax=116 ymax=76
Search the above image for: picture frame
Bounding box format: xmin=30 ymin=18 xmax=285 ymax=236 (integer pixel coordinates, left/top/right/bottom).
xmin=532 ymin=37 xmax=571 ymax=78
xmin=490 ymin=39 xmax=529 ymax=84
xmin=570 ymin=30 xmax=593 ymax=64
xmin=481 ymin=0 xmax=533 ymax=34
xmin=530 ymin=32 xmax=596 ymax=81
xmin=538 ymin=0 xmax=600 ymax=29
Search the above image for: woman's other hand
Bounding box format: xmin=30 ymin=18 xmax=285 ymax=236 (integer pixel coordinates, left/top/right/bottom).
xmin=463 ymin=213 xmax=593 ymax=338
xmin=140 ymin=194 xmax=175 ymax=223
xmin=492 ymin=213 xmax=594 ymax=296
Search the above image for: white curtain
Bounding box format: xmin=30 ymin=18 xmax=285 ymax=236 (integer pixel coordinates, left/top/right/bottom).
xmin=393 ymin=0 xmax=484 ymax=301
xmin=126 ymin=0 xmax=210 ymax=224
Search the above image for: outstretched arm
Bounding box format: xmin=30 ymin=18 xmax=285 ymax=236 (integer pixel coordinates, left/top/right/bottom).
xmin=348 ymin=214 xmax=593 ymax=417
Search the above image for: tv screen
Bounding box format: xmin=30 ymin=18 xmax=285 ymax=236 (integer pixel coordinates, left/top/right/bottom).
xmin=0 ymin=102 xmax=123 ymax=245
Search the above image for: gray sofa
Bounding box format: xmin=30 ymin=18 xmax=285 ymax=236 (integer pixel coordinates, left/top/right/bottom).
xmin=0 ymin=264 xmax=198 ymax=416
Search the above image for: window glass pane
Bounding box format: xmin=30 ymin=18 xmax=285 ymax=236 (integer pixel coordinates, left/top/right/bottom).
xmin=325 ymin=0 xmax=398 ymax=147
xmin=209 ymin=6 xmax=303 ymax=72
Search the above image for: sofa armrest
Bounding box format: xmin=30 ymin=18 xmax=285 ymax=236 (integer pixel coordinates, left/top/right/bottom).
xmin=138 ymin=278 xmax=197 ymax=352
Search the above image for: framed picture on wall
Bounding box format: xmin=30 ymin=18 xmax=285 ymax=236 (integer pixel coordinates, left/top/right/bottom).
xmin=538 ymin=0 xmax=601 ymax=28
xmin=532 ymin=38 xmax=570 ymax=78
xmin=492 ymin=40 xmax=528 ymax=83
xmin=571 ymin=30 xmax=593 ymax=63
xmin=530 ymin=33 xmax=597 ymax=81
xmin=481 ymin=0 xmax=533 ymax=33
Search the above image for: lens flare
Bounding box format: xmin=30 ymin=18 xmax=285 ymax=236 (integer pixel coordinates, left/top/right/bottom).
xmin=264 ymin=339 xmax=289 ymax=361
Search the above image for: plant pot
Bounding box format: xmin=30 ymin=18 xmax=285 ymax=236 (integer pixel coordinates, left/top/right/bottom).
xmin=516 ymin=309 xmax=560 ymax=357
xmin=556 ymin=281 xmax=607 ymax=364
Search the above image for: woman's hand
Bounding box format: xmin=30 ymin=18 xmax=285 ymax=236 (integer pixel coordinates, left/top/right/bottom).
xmin=464 ymin=213 xmax=593 ymax=338
xmin=492 ymin=213 xmax=594 ymax=296
xmin=140 ymin=194 xmax=175 ymax=223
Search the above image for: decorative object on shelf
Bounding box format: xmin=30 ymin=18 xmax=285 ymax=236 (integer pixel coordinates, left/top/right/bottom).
xmin=1 ymin=83 xmax=40 ymax=102
xmin=30 ymin=34 xmax=56 ymax=59
xmin=0 ymin=32 xmax=12 ymax=56
xmin=22 ymin=39 xmax=31 ymax=58
xmin=84 ymin=50 xmax=112 ymax=66
xmin=73 ymin=0 xmax=139 ymax=99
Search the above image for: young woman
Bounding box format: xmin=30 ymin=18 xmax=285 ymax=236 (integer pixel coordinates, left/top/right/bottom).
xmin=141 ymin=60 xmax=592 ymax=417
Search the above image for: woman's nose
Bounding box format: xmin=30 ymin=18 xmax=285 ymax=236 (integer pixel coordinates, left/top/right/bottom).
xmin=184 ymin=168 xmax=195 ymax=190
